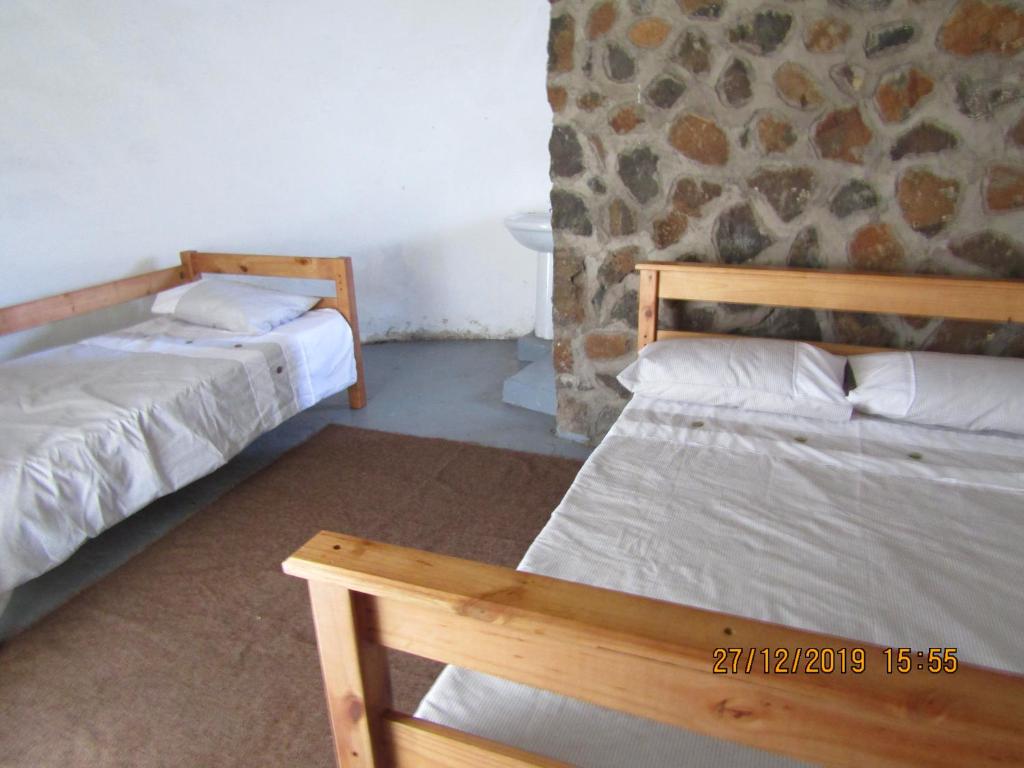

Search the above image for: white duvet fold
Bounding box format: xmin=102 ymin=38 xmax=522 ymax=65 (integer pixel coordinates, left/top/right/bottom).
xmin=0 ymin=310 xmax=355 ymax=593
xmin=417 ymin=396 xmax=1024 ymax=768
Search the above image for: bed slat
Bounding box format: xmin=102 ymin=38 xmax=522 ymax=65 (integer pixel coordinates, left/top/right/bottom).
xmin=642 ymin=263 xmax=1024 ymax=323
xmin=285 ymin=532 xmax=1024 ymax=768
xmin=184 ymin=250 xmax=339 ymax=279
xmin=656 ymin=329 xmax=892 ymax=356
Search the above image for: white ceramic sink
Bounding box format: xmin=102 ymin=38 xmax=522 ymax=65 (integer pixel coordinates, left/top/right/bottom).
xmin=504 ymin=211 xmax=554 ymax=253
xmin=504 ymin=211 xmax=554 ymax=340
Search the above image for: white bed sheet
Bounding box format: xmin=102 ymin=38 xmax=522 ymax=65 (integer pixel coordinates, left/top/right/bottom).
xmin=0 ymin=309 xmax=355 ymax=595
xmin=417 ymin=396 xmax=1024 ymax=768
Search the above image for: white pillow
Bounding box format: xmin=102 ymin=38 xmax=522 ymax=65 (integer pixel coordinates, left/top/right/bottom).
xmin=848 ymin=351 xmax=1024 ymax=434
xmin=617 ymin=338 xmax=852 ymax=421
xmin=151 ymin=279 xmax=318 ymax=335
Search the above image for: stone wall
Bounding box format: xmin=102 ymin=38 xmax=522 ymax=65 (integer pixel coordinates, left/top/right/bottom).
xmin=547 ymin=0 xmax=1024 ymax=442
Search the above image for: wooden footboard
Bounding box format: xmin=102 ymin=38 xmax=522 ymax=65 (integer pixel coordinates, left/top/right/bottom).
xmin=283 ymin=531 xmax=1024 ymax=768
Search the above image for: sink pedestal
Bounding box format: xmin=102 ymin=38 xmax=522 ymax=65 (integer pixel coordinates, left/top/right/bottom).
xmin=501 ymin=334 xmax=555 ymax=416
xmin=503 ymin=211 xmax=556 ymax=416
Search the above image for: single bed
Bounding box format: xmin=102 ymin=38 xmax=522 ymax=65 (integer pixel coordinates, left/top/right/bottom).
xmin=1 ymin=251 xmax=366 ymax=609
xmin=284 ymin=262 xmax=1024 ymax=768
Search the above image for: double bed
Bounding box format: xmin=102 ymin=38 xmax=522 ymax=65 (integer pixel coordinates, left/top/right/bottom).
xmin=284 ymin=261 xmax=1024 ymax=767
xmin=1 ymin=251 xmax=365 ymax=611
xmin=415 ymin=394 xmax=1024 ymax=767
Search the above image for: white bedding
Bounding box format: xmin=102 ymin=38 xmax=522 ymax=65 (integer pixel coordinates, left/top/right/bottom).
xmin=0 ymin=309 xmax=355 ymax=595
xmin=417 ymin=396 xmax=1024 ymax=767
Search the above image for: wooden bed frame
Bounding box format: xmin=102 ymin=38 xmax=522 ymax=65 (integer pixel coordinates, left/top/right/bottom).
xmin=284 ymin=262 xmax=1024 ymax=767
xmin=0 ymin=250 xmax=366 ymax=409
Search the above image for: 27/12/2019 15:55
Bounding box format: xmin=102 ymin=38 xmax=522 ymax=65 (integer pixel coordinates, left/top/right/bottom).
xmin=712 ymin=646 xmax=959 ymax=675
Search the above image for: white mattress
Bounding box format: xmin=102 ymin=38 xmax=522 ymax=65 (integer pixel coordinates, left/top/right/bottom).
xmin=0 ymin=309 xmax=355 ymax=594
xmin=417 ymin=396 xmax=1024 ymax=767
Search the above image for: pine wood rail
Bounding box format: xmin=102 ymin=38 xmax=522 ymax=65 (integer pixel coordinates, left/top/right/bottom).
xmin=0 ymin=266 xmax=188 ymax=336
xmin=284 ymin=531 xmax=1024 ymax=768
xmin=635 ymin=262 xmax=1024 ymax=353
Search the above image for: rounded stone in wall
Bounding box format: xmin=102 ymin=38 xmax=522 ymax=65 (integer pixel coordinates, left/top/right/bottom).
xmin=848 ymin=223 xmax=905 ymax=272
xmin=774 ymin=62 xmax=825 ymax=111
xmin=829 ymin=180 xmax=879 ymax=219
xmin=609 ymin=105 xmax=645 ymax=135
xmin=652 ymin=210 xmax=689 ymax=249
xmin=550 ymin=125 xmax=584 ymax=178
xmin=646 ymin=76 xmax=687 ymax=109
xmin=617 ymin=147 xmax=661 ymax=204
xmin=874 ymin=66 xmax=935 ymax=125
xmin=599 ymin=246 xmax=640 ymax=287
xmin=864 ymin=20 xmax=918 ymax=59
xmin=672 ymin=27 xmax=712 ymax=75
xmin=748 ymin=167 xmax=817 ymax=223
xmin=752 ymin=111 xmax=798 ymax=155
xmin=834 ymin=312 xmax=898 ymax=348
xmin=714 ymin=204 xmax=774 ymax=264
xmin=586 ymin=2 xmax=617 ymax=40
xmin=717 ymin=57 xmax=754 ymax=109
xmin=669 ymin=113 xmax=729 ymax=166
xmin=628 ymin=17 xmax=672 ymax=49
xmin=890 ymin=122 xmax=959 ymax=161
xmin=577 ymin=92 xmax=606 ymax=112
xmin=548 ymin=15 xmax=575 ymax=74
xmin=984 ymin=165 xmax=1024 ymax=212
xmin=804 ymin=17 xmax=851 ymax=53
xmin=830 ymin=64 xmax=869 ymax=98
xmin=939 ymin=0 xmax=1024 ymax=58
xmin=604 ymin=43 xmax=637 ymax=82
xmin=955 ymin=77 xmax=1023 ymax=119
xmin=671 ymin=176 xmax=722 ymax=216
xmin=551 ymin=190 xmax=594 ymax=236
xmin=607 ymin=198 xmax=638 ymax=236
xmin=813 ymin=107 xmax=873 ymax=165
xmin=949 ymin=231 xmax=1024 ymax=277
xmin=896 ymin=168 xmax=960 ymax=237
xmin=547 ymin=86 xmax=568 ymax=114
xmin=728 ymin=9 xmax=794 ymax=57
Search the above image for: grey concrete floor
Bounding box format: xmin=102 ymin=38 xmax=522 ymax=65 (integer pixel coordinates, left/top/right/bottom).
xmin=0 ymin=340 xmax=592 ymax=640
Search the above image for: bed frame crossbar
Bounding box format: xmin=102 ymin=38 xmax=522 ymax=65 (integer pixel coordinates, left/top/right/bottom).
xmin=0 ymin=267 xmax=188 ymax=337
xmin=284 ymin=531 xmax=1024 ymax=768
xmin=637 ymin=262 xmax=1024 ymax=355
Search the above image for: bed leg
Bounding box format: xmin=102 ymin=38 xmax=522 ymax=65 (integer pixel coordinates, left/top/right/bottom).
xmin=347 ymin=382 xmax=367 ymax=410
xmin=333 ymin=258 xmax=367 ymax=410
xmin=637 ymin=267 xmax=659 ymax=351
xmin=307 ymin=582 xmax=391 ymax=768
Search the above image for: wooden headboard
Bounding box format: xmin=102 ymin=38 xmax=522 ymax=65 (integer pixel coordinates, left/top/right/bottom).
xmin=637 ymin=262 xmax=1024 ymax=356
xmin=0 ymin=250 xmax=366 ymax=409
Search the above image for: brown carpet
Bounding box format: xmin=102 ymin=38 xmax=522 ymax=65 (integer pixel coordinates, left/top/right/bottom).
xmin=0 ymin=426 xmax=582 ymax=767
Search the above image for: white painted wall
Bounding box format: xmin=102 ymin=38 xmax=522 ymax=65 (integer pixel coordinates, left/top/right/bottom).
xmin=0 ymin=0 xmax=553 ymax=359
